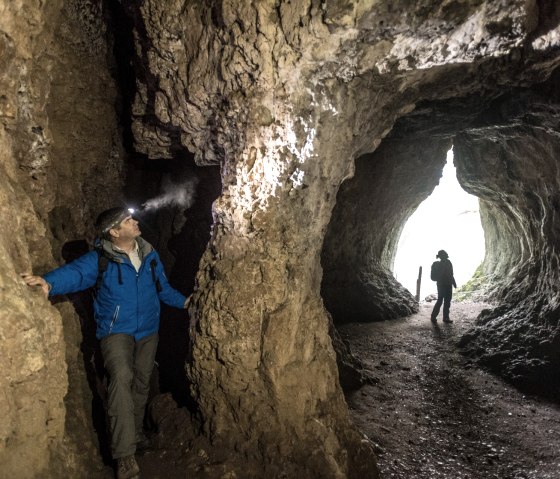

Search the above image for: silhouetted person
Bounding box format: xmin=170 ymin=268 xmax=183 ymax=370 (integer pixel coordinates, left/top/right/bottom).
xmin=430 ymin=249 xmax=457 ymax=323
xmin=23 ymin=207 xmax=188 ymax=479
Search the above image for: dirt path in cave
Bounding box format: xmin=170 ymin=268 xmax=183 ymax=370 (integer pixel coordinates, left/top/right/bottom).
xmin=341 ymin=301 xmax=560 ymax=479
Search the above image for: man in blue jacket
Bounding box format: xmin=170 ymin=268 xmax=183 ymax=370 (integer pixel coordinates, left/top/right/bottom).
xmin=23 ymin=207 xmax=188 ymax=479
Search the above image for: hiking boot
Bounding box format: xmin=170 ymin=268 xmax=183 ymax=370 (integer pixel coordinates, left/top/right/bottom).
xmin=430 ymin=316 xmax=437 ymax=323
xmin=443 ymin=318 xmax=453 ymax=323
xmin=116 ymin=455 xmax=140 ymax=479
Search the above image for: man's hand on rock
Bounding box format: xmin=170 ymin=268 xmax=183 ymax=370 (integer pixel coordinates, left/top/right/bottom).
xmin=21 ymin=274 xmax=49 ymax=297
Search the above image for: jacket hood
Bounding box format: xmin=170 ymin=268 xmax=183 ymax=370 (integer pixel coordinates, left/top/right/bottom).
xmin=95 ymin=236 xmax=153 ymax=262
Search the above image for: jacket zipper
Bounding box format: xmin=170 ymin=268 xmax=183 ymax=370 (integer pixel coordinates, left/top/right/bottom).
xmin=136 ymin=271 xmax=140 ymax=333
xmin=109 ymin=305 xmax=120 ymax=333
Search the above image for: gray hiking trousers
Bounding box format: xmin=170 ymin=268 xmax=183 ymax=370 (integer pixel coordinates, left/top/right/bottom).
xmin=100 ymin=333 xmax=158 ymax=459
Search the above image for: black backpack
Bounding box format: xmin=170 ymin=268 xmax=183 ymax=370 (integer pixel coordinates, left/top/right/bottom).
xmin=430 ymin=261 xmax=441 ymax=282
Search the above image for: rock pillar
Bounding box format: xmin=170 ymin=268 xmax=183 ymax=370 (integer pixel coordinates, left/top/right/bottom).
xmin=187 ymin=102 xmax=378 ymax=477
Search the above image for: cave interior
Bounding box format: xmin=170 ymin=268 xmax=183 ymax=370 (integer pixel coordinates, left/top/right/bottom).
xmin=2 ymin=1 xmax=560 ymax=478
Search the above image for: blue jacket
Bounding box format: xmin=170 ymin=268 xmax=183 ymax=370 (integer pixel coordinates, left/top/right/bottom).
xmin=44 ymin=237 xmax=186 ymax=341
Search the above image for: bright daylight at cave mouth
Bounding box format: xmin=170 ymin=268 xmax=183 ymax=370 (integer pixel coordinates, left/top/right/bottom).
xmin=393 ymin=147 xmax=485 ymax=298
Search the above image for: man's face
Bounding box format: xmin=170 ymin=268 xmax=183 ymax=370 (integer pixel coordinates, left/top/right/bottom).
xmin=111 ymin=215 xmax=141 ymax=241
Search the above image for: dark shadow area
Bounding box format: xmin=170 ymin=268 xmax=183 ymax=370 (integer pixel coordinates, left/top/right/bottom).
xmin=160 ymin=164 xmax=221 ymax=408
xmin=124 ymin=153 xmax=222 ymax=408
xmin=104 ymin=0 xmax=138 ymax=155
xmin=105 ymin=0 xmax=223 ymax=411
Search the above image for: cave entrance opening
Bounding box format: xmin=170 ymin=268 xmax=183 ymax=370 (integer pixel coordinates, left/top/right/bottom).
xmin=392 ymin=147 xmax=485 ymax=298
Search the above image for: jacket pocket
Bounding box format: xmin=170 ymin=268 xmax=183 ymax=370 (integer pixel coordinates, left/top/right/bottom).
xmin=108 ymin=305 xmax=120 ymax=334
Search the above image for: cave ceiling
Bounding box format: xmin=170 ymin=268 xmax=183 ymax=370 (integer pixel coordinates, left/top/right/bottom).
xmin=122 ymin=0 xmax=560 ymax=166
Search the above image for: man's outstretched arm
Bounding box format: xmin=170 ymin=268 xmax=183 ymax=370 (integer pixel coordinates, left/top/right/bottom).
xmin=22 ymin=251 xmax=99 ymax=297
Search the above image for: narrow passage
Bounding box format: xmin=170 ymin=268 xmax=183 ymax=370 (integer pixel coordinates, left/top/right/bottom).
xmin=341 ymin=302 xmax=560 ymax=479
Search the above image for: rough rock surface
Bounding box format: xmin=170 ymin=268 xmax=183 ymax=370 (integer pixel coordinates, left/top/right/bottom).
xmin=0 ymin=141 xmax=67 ymax=476
xmin=3 ymin=0 xmax=560 ymax=478
xmin=1 ymin=0 xmax=123 ymax=476
xmin=452 ymin=78 xmax=560 ymax=393
xmin=119 ymin=0 xmax=560 ymax=476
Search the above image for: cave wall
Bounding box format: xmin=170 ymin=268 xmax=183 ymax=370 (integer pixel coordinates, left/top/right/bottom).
xmin=3 ymin=0 xmax=560 ymax=477
xmin=118 ymin=1 xmax=560 ymax=477
xmin=380 ymin=69 xmax=560 ymax=393
xmin=321 ymin=139 xmax=451 ymax=323
xmin=453 ymin=82 xmax=560 ymax=390
xmin=1 ymin=0 xmax=124 ymax=476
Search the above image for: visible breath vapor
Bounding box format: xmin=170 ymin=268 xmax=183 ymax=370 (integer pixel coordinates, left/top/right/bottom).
xmin=142 ymin=177 xmax=199 ymax=212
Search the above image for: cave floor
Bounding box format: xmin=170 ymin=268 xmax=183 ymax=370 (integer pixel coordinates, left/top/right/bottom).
xmin=341 ymin=301 xmax=560 ymax=479
xmin=97 ymin=301 xmax=560 ymax=479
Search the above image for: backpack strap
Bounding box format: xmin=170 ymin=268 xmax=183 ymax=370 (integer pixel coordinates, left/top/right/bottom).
xmin=96 ymin=248 xmax=157 ymax=293
xmin=150 ymin=259 xmax=163 ymax=293
xmin=95 ymin=249 xmax=110 ymax=293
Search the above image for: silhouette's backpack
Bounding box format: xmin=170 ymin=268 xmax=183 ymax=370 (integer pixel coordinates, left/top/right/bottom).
xmin=430 ymin=261 xmax=441 ymax=282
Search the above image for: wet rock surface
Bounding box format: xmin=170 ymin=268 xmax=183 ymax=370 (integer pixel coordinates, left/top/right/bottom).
xmin=342 ymin=302 xmax=560 ymax=479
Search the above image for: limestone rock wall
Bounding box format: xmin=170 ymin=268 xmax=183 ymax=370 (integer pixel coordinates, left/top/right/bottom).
xmin=3 ymin=0 xmax=560 ymax=477
xmin=453 ymin=80 xmax=560 ymax=391
xmin=183 ymin=97 xmax=381 ymax=478
xmin=1 ymin=0 xmax=123 ymax=476
xmin=0 ymin=133 xmax=67 ymax=478
xmin=322 ymin=139 xmax=451 ymax=323
xmin=119 ymin=0 xmax=560 ymax=476
xmin=1 ymin=2 xmax=68 ymax=476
